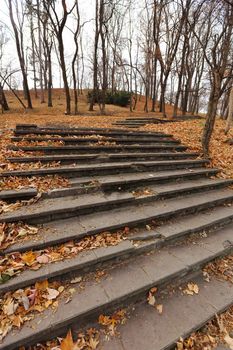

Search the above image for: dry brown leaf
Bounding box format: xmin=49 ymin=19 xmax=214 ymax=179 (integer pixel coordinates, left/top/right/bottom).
xmin=156 ymin=304 xmax=163 ymax=314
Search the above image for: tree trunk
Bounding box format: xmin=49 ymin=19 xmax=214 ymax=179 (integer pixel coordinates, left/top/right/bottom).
xmin=225 ymin=87 xmax=233 ymax=134
xmin=58 ymin=35 xmax=71 ymax=114
xmin=8 ymin=0 xmax=32 ymax=109
xmin=202 ymin=77 xmax=220 ymax=155
xmin=89 ymin=0 xmax=99 ymax=112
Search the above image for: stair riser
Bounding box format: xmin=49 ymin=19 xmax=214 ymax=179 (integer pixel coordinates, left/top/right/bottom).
xmin=1 ymin=162 xmax=207 ymax=178
xmin=7 ymin=153 xmax=198 ymax=164
xmin=100 ymin=172 xmax=218 ymax=191
xmin=8 ymin=145 xmax=187 ymax=154
xmin=14 ymin=130 xmax=171 ymax=138
xmin=4 ymin=246 xmax=233 ymax=350
xmin=11 ymin=137 xmax=179 ymax=145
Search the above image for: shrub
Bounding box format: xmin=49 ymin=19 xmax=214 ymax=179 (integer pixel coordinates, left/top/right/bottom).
xmin=87 ymin=90 xmax=131 ymax=107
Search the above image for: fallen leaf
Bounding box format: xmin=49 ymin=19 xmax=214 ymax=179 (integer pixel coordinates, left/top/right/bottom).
xmin=35 ymin=279 xmax=49 ymax=291
xmin=224 ymin=333 xmax=233 ymax=349
xmin=60 ymin=330 xmax=75 ymax=350
xmin=36 ymin=255 xmax=50 ymax=264
xmin=21 ymin=251 xmax=36 ymax=266
xmin=46 ymin=288 xmax=59 ymax=300
xmin=3 ymin=299 xmax=18 ymax=316
xmin=147 ymin=292 xmax=156 ymax=306
xmin=70 ymin=276 xmax=82 ymax=284
xmin=156 ymin=304 xmax=163 ymax=314
xmin=184 ymin=282 xmax=199 ymax=295
xmin=89 ymin=336 xmax=99 ymax=349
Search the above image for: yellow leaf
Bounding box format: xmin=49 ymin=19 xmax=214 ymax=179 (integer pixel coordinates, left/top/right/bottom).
xmin=89 ymin=336 xmax=99 ymax=349
xmin=21 ymin=251 xmax=36 ymax=266
xmin=61 ymin=330 xmax=74 ymax=350
xmin=35 ymin=279 xmax=48 ymax=291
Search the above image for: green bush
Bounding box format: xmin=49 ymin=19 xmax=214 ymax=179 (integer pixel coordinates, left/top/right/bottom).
xmin=87 ymin=90 xmax=130 ymax=107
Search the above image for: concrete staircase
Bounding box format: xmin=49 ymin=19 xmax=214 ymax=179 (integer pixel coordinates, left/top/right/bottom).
xmin=112 ymin=115 xmax=204 ymax=128
xmin=1 ymin=124 xmax=233 ymax=350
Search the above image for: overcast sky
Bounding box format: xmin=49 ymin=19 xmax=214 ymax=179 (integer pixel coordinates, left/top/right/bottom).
xmin=0 ymin=0 xmax=98 ymax=87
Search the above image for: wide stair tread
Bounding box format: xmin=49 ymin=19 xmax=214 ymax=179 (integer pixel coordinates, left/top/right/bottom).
xmin=1 ymin=159 xmax=208 ymax=177
xmin=1 ymin=178 xmax=232 ymax=224
xmin=3 ymin=204 xmax=233 ymax=293
xmin=2 ymin=224 xmax=233 ymax=350
xmin=100 ymin=275 xmax=233 ymax=350
xmin=7 ymin=152 xmax=199 ymax=164
xmin=70 ymin=167 xmax=218 ymax=188
xmin=5 ymin=188 xmax=233 ymax=252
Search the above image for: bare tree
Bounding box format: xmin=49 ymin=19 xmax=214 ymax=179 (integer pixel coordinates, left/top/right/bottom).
xmin=8 ymin=0 xmax=32 ymax=108
xmin=191 ymin=0 xmax=233 ymax=154
xmin=43 ymin=0 xmax=75 ymax=115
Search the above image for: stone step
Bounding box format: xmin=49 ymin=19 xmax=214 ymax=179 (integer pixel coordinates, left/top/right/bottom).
xmin=2 ymin=177 xmax=230 ymax=225
xmin=125 ymin=118 xmax=166 ymax=121
xmin=2 ymin=224 xmax=233 ymax=350
xmin=16 ymin=124 xmax=163 ymax=134
xmin=8 ymin=143 xmax=187 ymax=154
xmin=70 ymin=167 xmax=219 ymax=190
xmin=1 ymin=159 xmax=207 ymax=178
xmin=11 ymin=136 xmax=179 ymax=144
xmin=14 ymin=128 xmax=172 ymax=138
xmin=100 ymin=274 xmax=233 ymax=350
xmin=46 ymin=172 xmax=226 ymax=199
xmin=7 ymin=151 xmax=199 ymax=164
xmin=5 ymin=188 xmax=233 ymax=253
xmin=2 ymin=203 xmax=233 ymax=293
xmin=0 ymin=188 xmax=37 ymax=202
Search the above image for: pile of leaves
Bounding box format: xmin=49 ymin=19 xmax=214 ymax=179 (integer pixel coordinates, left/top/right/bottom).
xmin=2 ymin=160 xmax=62 ymax=172
xmin=0 ymin=222 xmax=38 ymax=252
xmin=203 ymin=254 xmax=233 ymax=283
xmin=132 ymin=187 xmax=155 ymax=197
xmin=176 ymin=255 xmax=233 ymax=349
xmin=142 ymin=119 xmax=233 ymax=179
xmin=90 ymin=140 xmax=117 ymax=147
xmin=176 ymin=310 xmax=233 ymax=350
xmin=0 ymin=229 xmax=129 ymax=283
xmin=14 ymin=139 xmax=65 ymax=147
xmin=0 ymin=279 xmax=64 ymax=342
xmin=98 ymin=309 xmax=127 ymax=336
xmin=26 ymin=309 xmax=127 ymax=349
xmin=1 ymin=175 xmax=70 ymax=192
xmin=0 ymin=130 xmax=71 ymax=192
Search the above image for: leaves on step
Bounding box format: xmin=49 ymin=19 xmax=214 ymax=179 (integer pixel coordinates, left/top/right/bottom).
xmin=147 ymin=287 xmax=163 ymax=314
xmin=1 ymin=175 xmax=70 ymax=193
xmin=132 ymin=187 xmax=155 ymax=197
xmin=183 ymin=282 xmax=199 ymax=296
xmin=0 ymin=222 xmax=38 ymax=251
xmin=98 ymin=309 xmax=127 ymax=336
xmin=0 ymin=229 xmax=129 ymax=283
xmin=0 ymin=280 xmax=64 ymax=342
xmin=204 ymin=255 xmax=233 ymax=283
xmin=176 ymin=303 xmax=233 ymax=349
